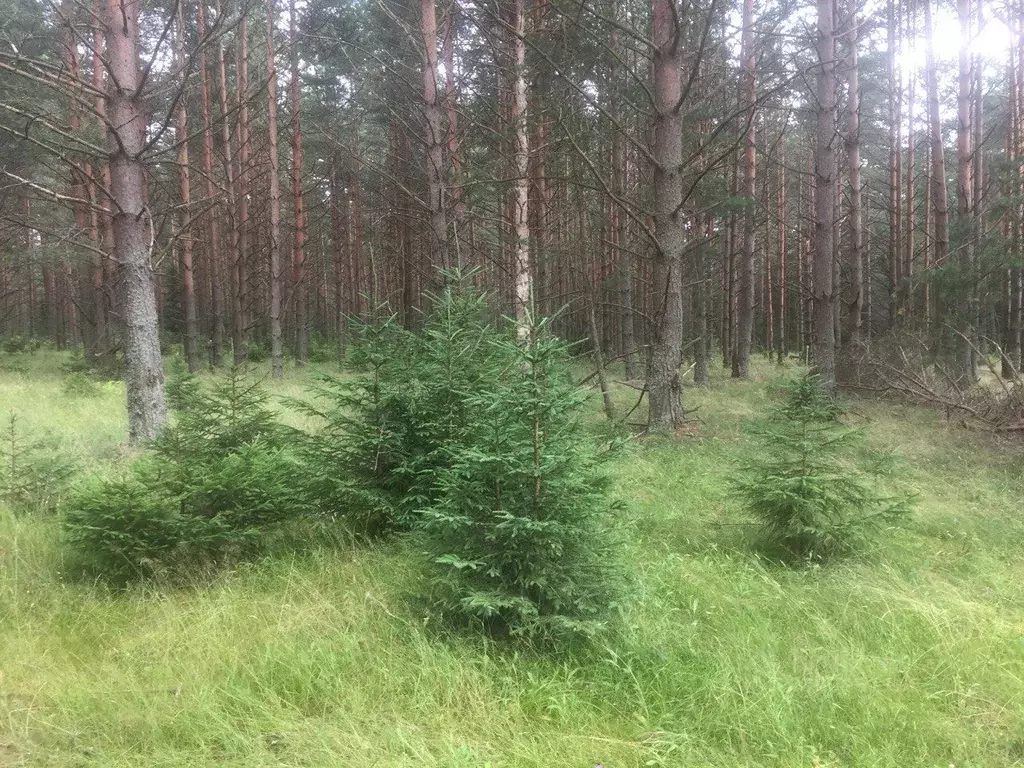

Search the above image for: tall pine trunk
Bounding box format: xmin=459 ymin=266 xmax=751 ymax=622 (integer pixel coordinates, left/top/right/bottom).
xmin=924 ymin=1 xmax=950 ymax=297
xmin=647 ymin=0 xmax=685 ymax=429
xmin=420 ymin=0 xmax=448 ymax=283
xmin=813 ymin=0 xmax=837 ymax=389
xmin=887 ymin=0 xmax=903 ymax=329
xmin=267 ymin=0 xmax=284 ymax=377
xmin=174 ymin=2 xmax=199 ymax=372
xmin=233 ymin=13 xmax=251 ymax=364
xmin=845 ymin=8 xmax=864 ymax=346
xmin=953 ymin=0 xmax=977 ymax=382
xmin=732 ymin=0 xmax=756 ymax=378
xmin=198 ymin=0 xmax=224 ymax=366
xmin=290 ymin=0 xmax=308 ymax=364
xmin=90 ymin=10 xmax=110 ymax=361
xmin=104 ymin=0 xmax=166 ymax=441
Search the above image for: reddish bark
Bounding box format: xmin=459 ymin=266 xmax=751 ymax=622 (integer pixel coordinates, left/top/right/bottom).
xmin=174 ymin=2 xmax=199 ymax=372
xmin=732 ymin=0 xmax=756 ymax=378
xmin=290 ymin=0 xmax=308 ymax=364
xmin=813 ymin=0 xmax=837 ymax=389
xmin=268 ymin=0 xmax=284 ymax=377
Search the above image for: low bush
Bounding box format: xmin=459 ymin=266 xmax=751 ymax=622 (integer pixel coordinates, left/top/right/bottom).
xmin=0 ymin=335 xmax=42 ymax=355
xmin=244 ymin=340 xmax=270 ymax=364
xmin=61 ymin=352 xmax=124 ymax=381
xmin=306 ymin=331 xmax=338 ymax=364
xmin=63 ymin=464 xmax=186 ymax=581
xmin=61 ymin=371 xmax=101 ymax=397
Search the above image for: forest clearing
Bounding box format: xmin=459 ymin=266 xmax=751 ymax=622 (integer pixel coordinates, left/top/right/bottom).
xmin=1 ymin=349 xmax=1023 ymax=768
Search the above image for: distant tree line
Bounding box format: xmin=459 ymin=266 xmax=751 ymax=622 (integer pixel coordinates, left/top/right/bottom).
xmin=1 ymin=0 xmax=1021 ymax=439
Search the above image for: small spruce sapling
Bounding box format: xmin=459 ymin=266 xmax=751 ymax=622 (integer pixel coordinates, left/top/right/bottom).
xmin=63 ymin=368 xmax=306 ymax=580
xmin=419 ymin=317 xmax=619 ymax=640
xmin=293 ymin=276 xmax=505 ymax=535
xmin=0 ymin=411 xmax=75 ymax=513
xmin=733 ymin=371 xmax=913 ymax=563
xmin=290 ymin=313 xmax=419 ymax=535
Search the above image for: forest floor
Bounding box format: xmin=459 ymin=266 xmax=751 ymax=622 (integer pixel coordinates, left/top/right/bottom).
xmin=2 ymin=351 xmax=1023 ymax=767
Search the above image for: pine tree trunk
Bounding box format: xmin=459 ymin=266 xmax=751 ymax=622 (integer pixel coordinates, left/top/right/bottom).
xmin=693 ymin=215 xmax=709 ymax=385
xmin=887 ymin=0 xmax=902 ymax=331
xmin=267 ymin=0 xmax=284 ymax=378
xmin=290 ymin=0 xmax=308 ymax=365
xmin=646 ymin=0 xmax=685 ymax=430
xmin=103 ymin=0 xmax=166 ymax=442
xmin=215 ymin=0 xmax=241 ymax=364
xmin=420 ymin=0 xmax=448 ymax=283
xmin=90 ymin=12 xmax=110 ymax=361
xmin=732 ymin=0 xmax=756 ymax=378
xmin=329 ymin=160 xmax=347 ymax=353
xmin=723 ymin=161 xmax=738 ymax=367
xmin=58 ymin=0 xmax=92 ymax=356
xmin=1004 ymin=6 xmax=1023 ymax=375
xmin=233 ymin=14 xmax=250 ymax=364
xmin=777 ymin=139 xmax=788 ymax=360
xmin=924 ymin=1 xmax=950 ymax=280
xmin=444 ymin=9 xmax=466 ymax=268
xmin=174 ymin=3 xmax=199 ymax=373
xmin=587 ymin=291 xmax=615 ymax=421
xmin=617 ymin=122 xmax=637 ymax=379
xmin=352 ymin=130 xmax=366 ymax=314
xmin=198 ymin=0 xmax=224 ymax=366
xmin=845 ymin=8 xmax=864 ymax=347
xmin=905 ymin=0 xmax=917 ymax=321
xmin=813 ymin=0 xmax=838 ymax=390
xmin=953 ymin=0 xmax=977 ymax=383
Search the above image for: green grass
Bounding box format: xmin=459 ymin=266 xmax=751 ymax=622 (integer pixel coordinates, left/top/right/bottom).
xmin=2 ymin=350 xmax=1024 ymax=766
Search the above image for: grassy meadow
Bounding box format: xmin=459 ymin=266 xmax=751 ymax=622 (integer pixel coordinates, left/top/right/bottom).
xmin=2 ymin=350 xmax=1024 ymax=767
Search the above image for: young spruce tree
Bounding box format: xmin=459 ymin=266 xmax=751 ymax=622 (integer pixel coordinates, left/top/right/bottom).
xmin=734 ymin=372 xmax=913 ymax=563
xmin=295 ymin=275 xmax=504 ymax=535
xmin=419 ymin=316 xmax=619 ymax=640
xmin=64 ymin=368 xmax=306 ymax=581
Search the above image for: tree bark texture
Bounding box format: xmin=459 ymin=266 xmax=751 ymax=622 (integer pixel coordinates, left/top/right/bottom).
xmin=104 ymin=0 xmax=166 ymax=442
xmin=813 ymin=0 xmax=837 ymax=390
xmin=647 ymin=0 xmax=685 ymax=429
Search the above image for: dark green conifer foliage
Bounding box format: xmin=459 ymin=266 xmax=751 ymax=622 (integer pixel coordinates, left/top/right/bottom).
xmin=294 ymin=276 xmax=504 ymax=535
xmin=419 ymin=318 xmax=619 ymax=640
xmin=292 ymin=314 xmax=418 ymax=536
xmin=64 ymin=368 xmax=306 ymax=582
xmin=733 ymin=372 xmax=913 ymax=563
xmin=160 ymin=366 xmax=287 ymax=464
